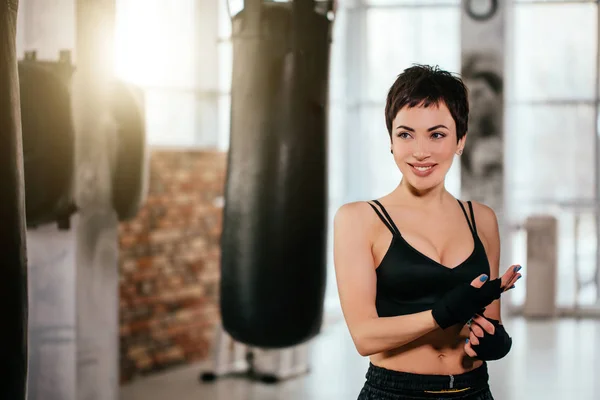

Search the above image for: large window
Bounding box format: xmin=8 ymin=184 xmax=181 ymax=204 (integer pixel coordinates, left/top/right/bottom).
xmin=115 ymin=0 xmax=219 ymax=148
xmin=324 ymin=1 xmax=462 ymax=315
xmin=507 ymin=1 xmax=598 ymax=308
xmin=363 ymin=6 xmax=461 ymax=199
xmin=336 ymin=0 xmax=600 ymax=313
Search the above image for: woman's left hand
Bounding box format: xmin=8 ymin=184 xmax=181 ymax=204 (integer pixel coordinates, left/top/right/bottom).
xmin=463 ymin=314 xmax=495 ymax=357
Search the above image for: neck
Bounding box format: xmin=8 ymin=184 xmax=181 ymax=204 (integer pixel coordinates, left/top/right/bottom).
xmin=393 ymin=178 xmax=450 ymax=208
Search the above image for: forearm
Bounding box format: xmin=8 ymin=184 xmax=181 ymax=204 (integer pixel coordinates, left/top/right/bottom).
xmin=353 ymin=310 xmax=439 ymax=357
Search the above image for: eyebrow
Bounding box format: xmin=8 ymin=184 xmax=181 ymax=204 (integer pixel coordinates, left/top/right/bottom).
xmin=395 ymin=124 xmax=449 ymax=132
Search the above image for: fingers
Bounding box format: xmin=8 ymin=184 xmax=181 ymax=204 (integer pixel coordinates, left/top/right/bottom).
xmin=467 ymin=315 xmax=493 ymax=353
xmin=508 ymin=274 xmax=522 ymax=290
xmin=469 ymin=329 xmax=480 ymax=345
xmin=471 ymin=315 xmax=495 ymax=335
xmin=503 ymin=273 xmax=522 ymax=292
xmin=500 ymin=265 xmax=516 ymax=287
xmin=471 ymin=265 xmax=524 ymax=291
xmin=469 ymin=265 xmax=523 ymax=297
xmin=470 ymin=321 xmax=484 ymax=338
xmin=464 ymin=339 xmax=477 ymax=358
xmin=470 ymin=274 xmax=489 ymax=288
xmin=501 ymin=264 xmax=522 ymax=289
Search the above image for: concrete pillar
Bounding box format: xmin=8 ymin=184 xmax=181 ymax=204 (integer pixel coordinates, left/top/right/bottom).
xmin=523 ymin=216 xmax=558 ymax=318
xmin=460 ymin=0 xmax=506 ymax=219
xmin=27 ymin=227 xmax=77 ymax=400
xmin=71 ymin=0 xmax=120 ymax=399
xmin=18 ymin=2 xmax=77 ymax=400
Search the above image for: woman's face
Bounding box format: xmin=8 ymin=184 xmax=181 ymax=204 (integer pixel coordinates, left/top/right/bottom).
xmin=390 ymin=102 xmax=465 ymax=192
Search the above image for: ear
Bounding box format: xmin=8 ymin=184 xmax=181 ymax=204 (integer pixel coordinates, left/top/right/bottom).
xmin=457 ymin=132 xmax=467 ymax=154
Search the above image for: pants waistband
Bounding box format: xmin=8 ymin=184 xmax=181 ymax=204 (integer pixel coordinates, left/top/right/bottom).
xmin=365 ymin=362 xmax=489 ymax=393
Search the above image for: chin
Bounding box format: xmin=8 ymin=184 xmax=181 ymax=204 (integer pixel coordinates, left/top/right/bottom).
xmin=404 ymin=175 xmax=444 ymax=192
xmin=408 ymin=181 xmax=437 ymax=192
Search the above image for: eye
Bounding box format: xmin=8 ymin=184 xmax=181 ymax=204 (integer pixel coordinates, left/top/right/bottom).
xmin=431 ymin=132 xmax=446 ymax=139
xmin=397 ymin=132 xmax=412 ymax=139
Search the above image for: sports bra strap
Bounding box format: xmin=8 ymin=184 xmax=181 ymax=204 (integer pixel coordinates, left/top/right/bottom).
xmin=367 ymin=203 xmax=396 ymax=235
xmin=457 ymin=199 xmax=477 ymax=236
xmin=467 ymin=201 xmax=477 ymax=234
xmin=369 ymin=200 xmax=401 ymax=236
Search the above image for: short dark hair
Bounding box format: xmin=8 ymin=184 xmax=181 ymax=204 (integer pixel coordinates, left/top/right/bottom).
xmin=384 ymin=64 xmax=469 ymax=142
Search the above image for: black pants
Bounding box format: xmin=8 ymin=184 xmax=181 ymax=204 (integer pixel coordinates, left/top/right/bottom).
xmin=357 ymin=362 xmax=494 ymax=400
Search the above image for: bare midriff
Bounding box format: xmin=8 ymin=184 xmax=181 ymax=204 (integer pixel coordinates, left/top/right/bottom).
xmin=369 ymin=323 xmax=483 ymax=375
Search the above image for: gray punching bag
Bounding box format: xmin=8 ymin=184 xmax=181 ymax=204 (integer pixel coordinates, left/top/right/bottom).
xmin=18 ymin=51 xmax=77 ymax=230
xmin=220 ymin=0 xmax=332 ymax=348
xmin=0 ymin=0 xmax=29 ymax=398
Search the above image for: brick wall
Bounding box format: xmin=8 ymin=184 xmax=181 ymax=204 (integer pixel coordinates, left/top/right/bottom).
xmin=118 ymin=149 xmax=226 ymax=383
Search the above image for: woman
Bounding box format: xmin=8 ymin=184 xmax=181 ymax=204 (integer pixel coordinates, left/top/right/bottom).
xmin=333 ymin=65 xmax=521 ymax=400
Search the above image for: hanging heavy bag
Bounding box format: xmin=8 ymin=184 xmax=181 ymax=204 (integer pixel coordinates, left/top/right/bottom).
xmin=220 ymin=1 xmax=333 ymax=348
xmin=0 ymin=0 xmax=29 ymax=398
xmin=108 ymin=79 xmax=148 ymax=222
xmin=18 ymin=51 xmax=77 ymax=229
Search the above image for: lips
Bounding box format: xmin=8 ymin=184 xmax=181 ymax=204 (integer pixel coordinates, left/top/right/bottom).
xmin=407 ymin=163 xmax=437 ymax=177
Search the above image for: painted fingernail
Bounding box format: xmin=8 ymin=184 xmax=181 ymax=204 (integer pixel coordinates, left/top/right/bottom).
xmin=466 ymin=338 xmax=469 ymax=344
xmin=515 ymin=265 xmax=521 ymax=272
xmin=517 ymin=276 xmax=522 ymax=280
xmin=510 ymin=285 xmax=515 ymax=289
xmin=480 ymin=275 xmax=488 ymax=282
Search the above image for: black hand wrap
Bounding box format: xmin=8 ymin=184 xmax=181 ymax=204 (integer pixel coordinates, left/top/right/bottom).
xmin=471 ymin=317 xmax=512 ymax=361
xmin=432 ymin=278 xmax=503 ymax=329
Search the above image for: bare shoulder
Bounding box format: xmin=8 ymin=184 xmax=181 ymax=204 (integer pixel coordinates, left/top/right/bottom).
xmin=334 ymin=201 xmax=376 ymax=232
xmin=470 ymin=201 xmax=498 ymax=228
xmin=469 ymin=201 xmax=500 ymax=246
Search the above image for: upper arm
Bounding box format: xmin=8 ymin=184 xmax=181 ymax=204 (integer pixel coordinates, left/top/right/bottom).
xmin=333 ymin=202 xmax=379 ymax=344
xmin=472 ymin=202 xmax=502 ymax=321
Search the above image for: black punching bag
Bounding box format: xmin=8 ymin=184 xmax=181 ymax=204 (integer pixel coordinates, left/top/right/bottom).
xmin=108 ymin=80 xmax=147 ymax=222
xmin=19 ymin=51 xmax=77 ymax=230
xmin=0 ymin=0 xmax=29 ymax=398
xmin=220 ymin=0 xmax=332 ymax=348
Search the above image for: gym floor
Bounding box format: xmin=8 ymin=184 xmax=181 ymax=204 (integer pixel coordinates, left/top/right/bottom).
xmin=120 ymin=316 xmax=600 ymax=400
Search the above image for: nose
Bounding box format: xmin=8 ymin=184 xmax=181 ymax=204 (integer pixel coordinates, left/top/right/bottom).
xmin=413 ymin=138 xmax=431 ymax=160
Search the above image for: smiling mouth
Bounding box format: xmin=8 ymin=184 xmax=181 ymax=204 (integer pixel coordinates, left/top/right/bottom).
xmin=408 ymin=163 xmax=437 ymax=172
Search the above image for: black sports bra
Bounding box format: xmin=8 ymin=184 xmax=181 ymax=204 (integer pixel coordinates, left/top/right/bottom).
xmin=368 ymin=199 xmax=490 ymax=318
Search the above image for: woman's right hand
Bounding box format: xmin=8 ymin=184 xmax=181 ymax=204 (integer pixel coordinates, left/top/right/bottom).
xmin=432 ymin=265 xmax=523 ymax=329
